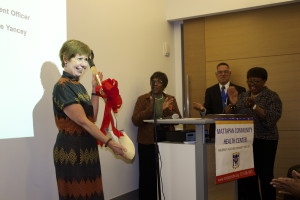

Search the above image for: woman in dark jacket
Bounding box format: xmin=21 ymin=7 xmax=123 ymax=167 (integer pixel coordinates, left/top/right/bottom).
xmin=132 ymin=71 xmax=181 ymax=200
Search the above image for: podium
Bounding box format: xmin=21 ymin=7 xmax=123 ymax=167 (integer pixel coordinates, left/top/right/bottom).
xmin=144 ymin=118 xmax=216 ymax=200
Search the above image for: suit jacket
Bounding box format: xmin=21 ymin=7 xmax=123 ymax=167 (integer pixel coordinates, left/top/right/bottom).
xmin=204 ymin=83 xmax=246 ymax=139
xmin=204 ymin=83 xmax=246 ymax=115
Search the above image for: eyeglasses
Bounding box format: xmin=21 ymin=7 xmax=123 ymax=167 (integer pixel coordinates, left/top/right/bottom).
xmin=152 ymin=79 xmax=163 ymax=85
xmin=247 ymin=79 xmax=263 ymax=85
xmin=216 ymin=70 xmax=230 ymax=75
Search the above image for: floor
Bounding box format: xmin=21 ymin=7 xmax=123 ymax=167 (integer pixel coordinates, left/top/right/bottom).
xmin=110 ymin=189 xmax=139 ymax=200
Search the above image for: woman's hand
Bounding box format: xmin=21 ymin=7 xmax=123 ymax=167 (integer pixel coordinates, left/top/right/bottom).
xmin=245 ymin=96 xmax=255 ymax=108
xmin=227 ymin=86 xmax=238 ymax=105
xmin=162 ymin=97 xmax=174 ymax=110
xmin=107 ymin=140 xmax=129 ymax=160
xmin=271 ymin=170 xmax=300 ymax=197
xmin=92 ymin=72 xmax=106 ymax=97
xmin=92 ymin=72 xmax=103 ymax=89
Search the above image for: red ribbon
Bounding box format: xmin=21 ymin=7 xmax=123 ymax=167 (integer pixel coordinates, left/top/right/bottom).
xmin=95 ymin=79 xmax=124 ymax=146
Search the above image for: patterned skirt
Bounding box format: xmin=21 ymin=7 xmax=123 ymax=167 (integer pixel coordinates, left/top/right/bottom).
xmin=53 ymin=132 xmax=104 ymax=200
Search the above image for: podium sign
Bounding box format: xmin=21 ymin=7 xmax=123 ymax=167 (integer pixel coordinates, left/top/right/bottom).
xmin=215 ymin=118 xmax=255 ymax=184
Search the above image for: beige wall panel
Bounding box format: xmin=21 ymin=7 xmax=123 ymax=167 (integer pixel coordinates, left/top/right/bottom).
xmin=275 ymin=130 xmax=300 ymax=177
xmin=183 ymin=19 xmax=206 ymax=117
xmin=205 ymin=3 xmax=300 ymax=61
xmin=206 ymin=54 xmax=300 ymax=130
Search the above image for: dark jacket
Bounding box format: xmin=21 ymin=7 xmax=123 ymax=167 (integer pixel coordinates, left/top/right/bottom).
xmin=204 ymin=83 xmax=246 ymax=114
xmin=204 ymin=83 xmax=246 ymax=139
xmin=132 ymin=92 xmax=181 ymax=144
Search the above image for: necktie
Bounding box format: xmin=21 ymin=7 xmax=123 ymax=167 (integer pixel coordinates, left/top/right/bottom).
xmin=221 ymin=86 xmax=227 ymax=108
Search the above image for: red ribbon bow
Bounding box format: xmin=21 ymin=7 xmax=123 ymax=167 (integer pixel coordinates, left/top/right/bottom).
xmin=95 ymin=79 xmax=124 ymax=146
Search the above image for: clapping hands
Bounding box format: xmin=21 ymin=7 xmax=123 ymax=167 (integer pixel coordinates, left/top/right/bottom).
xmin=271 ymin=170 xmax=300 ymax=197
xmin=227 ymin=86 xmax=238 ymax=105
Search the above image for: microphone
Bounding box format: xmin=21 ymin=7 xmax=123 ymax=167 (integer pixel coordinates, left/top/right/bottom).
xmin=151 ymin=79 xmax=157 ymax=123
xmin=151 ymin=79 xmax=155 ymax=90
xmin=151 ymin=79 xmax=156 ymax=114
xmin=151 ymin=79 xmax=155 ymax=104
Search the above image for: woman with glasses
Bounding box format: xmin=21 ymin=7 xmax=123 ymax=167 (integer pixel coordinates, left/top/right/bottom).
xmin=132 ymin=71 xmax=181 ymax=200
xmin=225 ymin=67 xmax=282 ymax=200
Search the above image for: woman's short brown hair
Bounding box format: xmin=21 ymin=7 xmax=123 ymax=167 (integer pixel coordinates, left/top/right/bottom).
xmin=59 ymin=40 xmax=91 ymax=68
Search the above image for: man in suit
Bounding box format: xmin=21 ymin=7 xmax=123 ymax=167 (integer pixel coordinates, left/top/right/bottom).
xmin=193 ymin=62 xmax=246 ymax=139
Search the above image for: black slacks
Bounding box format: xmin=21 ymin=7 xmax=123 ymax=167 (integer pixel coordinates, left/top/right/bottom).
xmin=238 ymin=139 xmax=278 ymax=200
xmin=138 ymin=143 xmax=157 ymax=200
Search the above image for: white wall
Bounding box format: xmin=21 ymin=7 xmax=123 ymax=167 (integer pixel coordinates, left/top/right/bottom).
xmin=165 ymin=0 xmax=298 ymax=20
xmin=67 ymin=0 xmax=177 ymax=199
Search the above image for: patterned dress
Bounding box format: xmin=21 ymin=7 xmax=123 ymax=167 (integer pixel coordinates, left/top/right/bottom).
xmin=52 ymin=71 xmax=104 ymax=200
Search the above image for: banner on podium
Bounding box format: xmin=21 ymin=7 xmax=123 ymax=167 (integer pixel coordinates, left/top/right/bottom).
xmin=215 ymin=118 xmax=255 ymax=184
